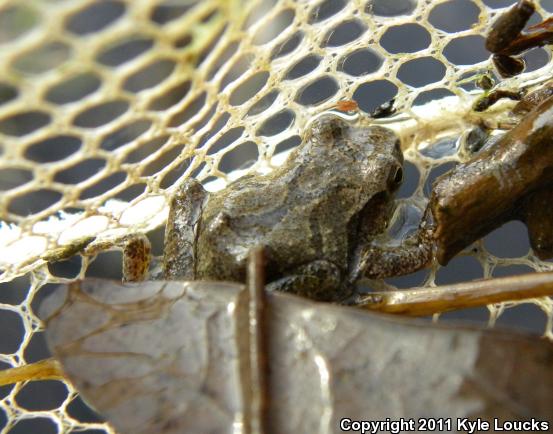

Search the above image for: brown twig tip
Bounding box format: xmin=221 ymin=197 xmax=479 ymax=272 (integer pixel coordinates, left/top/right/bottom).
xmin=358 ymin=271 xmax=553 ymax=316
xmin=485 ymin=0 xmax=535 ymax=54
xmin=0 ymin=358 xmax=65 ymax=386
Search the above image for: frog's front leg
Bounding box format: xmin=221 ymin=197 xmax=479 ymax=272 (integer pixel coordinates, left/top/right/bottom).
xmin=266 ymin=260 xmax=345 ymax=302
xmin=163 ymin=178 xmax=208 ymax=280
xmin=352 ymin=229 xmax=434 ymax=281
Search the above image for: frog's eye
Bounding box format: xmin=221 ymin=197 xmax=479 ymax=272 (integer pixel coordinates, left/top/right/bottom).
xmin=388 ymin=165 xmax=403 ymax=189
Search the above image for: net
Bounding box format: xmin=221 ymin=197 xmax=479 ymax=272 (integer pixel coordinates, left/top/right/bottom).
xmin=0 ymin=0 xmax=552 ymax=432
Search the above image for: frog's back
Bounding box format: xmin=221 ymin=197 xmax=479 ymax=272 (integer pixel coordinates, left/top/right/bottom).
xmin=196 ymin=153 xmax=370 ymax=282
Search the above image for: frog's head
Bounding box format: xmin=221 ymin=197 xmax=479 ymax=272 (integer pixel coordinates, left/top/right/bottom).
xmin=307 ymin=113 xmax=404 ymax=194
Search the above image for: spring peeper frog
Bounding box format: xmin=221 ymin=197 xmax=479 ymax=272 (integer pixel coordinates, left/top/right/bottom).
xmin=160 ymin=114 xmax=431 ymax=302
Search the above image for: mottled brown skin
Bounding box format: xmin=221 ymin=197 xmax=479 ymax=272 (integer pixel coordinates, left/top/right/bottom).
xmin=427 ymin=94 xmax=553 ymax=265
xmin=162 ymin=115 xmax=431 ymax=302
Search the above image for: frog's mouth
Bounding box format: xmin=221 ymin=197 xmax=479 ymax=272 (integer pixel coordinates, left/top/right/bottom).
xmin=344 ymin=190 xmax=393 ymax=282
xmin=351 ymin=190 xmax=396 ymax=246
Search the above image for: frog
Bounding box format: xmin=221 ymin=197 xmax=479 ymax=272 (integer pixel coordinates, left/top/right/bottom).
xmin=160 ymin=114 xmax=432 ymax=302
xmin=114 ymin=84 xmax=553 ymax=307
xmin=116 ymin=74 xmax=553 ymax=308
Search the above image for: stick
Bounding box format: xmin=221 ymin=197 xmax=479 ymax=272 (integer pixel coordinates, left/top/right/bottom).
xmin=246 ymin=247 xmax=268 ymax=434
xmin=358 ymin=271 xmax=553 ymax=316
xmin=0 ymin=358 xmax=64 ymax=386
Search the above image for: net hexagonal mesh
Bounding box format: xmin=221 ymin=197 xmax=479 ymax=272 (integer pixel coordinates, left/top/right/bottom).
xmin=0 ymin=0 xmax=552 ymax=432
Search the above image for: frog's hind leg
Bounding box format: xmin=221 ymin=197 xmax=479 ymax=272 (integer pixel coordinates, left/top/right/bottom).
xmin=163 ymin=178 xmax=208 ymax=280
xmin=266 ymin=260 xmax=345 ymax=302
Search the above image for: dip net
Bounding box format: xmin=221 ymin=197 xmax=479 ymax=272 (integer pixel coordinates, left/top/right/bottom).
xmin=0 ymin=0 xmax=552 ymax=432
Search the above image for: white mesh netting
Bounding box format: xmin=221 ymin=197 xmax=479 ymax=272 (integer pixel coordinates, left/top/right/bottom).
xmin=0 ymin=0 xmax=553 ymax=432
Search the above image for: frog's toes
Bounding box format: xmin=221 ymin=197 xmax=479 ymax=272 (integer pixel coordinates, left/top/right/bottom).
xmin=267 ymin=260 xmax=343 ymax=302
xmin=81 ymin=233 xmax=152 ymax=281
xmin=122 ymin=234 xmax=151 ymax=282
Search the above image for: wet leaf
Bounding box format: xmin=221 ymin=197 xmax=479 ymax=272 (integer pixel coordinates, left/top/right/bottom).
xmin=40 ymin=279 xmax=553 ymax=433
